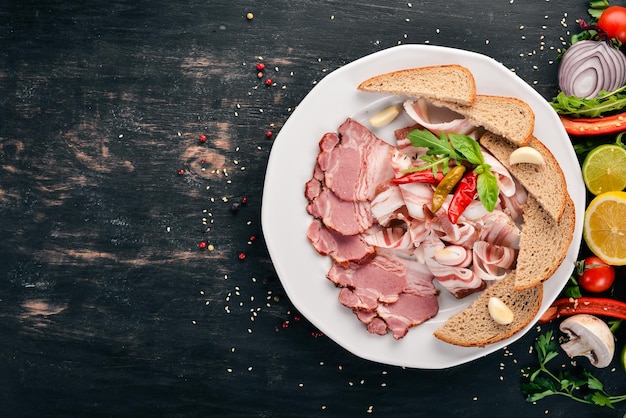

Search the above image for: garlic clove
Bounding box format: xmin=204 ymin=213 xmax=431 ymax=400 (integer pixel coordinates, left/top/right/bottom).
xmin=509 ymin=146 xmax=545 ymax=166
xmin=370 ymin=105 xmax=400 ymax=128
xmin=488 ymin=297 xmax=514 ymax=325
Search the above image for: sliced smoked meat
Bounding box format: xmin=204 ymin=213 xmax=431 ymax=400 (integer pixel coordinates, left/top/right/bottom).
xmin=307 ymin=219 xmax=375 ymax=267
xmin=316 ymin=119 xmax=395 ymax=202
xmin=306 ymin=187 xmax=373 ymax=236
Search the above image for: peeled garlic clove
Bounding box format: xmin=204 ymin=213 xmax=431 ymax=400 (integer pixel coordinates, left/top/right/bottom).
xmin=488 ymin=297 xmax=514 ymax=325
xmin=370 ymin=105 xmax=400 ymax=127
xmin=509 ymin=146 xmax=545 ymax=166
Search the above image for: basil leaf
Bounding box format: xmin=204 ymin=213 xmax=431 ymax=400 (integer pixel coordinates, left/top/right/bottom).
xmin=448 ymin=133 xmax=484 ymax=165
xmin=476 ymin=167 xmax=498 ymax=212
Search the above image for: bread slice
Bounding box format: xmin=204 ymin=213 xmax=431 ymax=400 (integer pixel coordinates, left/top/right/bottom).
xmin=357 ymin=65 xmax=476 ymax=106
xmin=480 ymin=132 xmax=568 ymax=222
xmin=514 ymin=194 xmax=576 ymax=291
xmin=433 ymin=273 xmax=543 ymax=347
xmin=434 ymin=95 xmax=535 ymax=146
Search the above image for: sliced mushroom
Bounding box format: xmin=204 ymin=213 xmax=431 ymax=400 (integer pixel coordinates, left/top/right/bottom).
xmin=559 ymin=314 xmax=615 ymax=368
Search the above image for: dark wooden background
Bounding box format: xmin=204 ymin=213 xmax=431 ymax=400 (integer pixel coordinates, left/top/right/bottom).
xmin=1 ymin=1 xmax=624 ymax=417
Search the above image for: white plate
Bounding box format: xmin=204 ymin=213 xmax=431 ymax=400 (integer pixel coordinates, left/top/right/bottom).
xmin=261 ymin=44 xmax=584 ymax=369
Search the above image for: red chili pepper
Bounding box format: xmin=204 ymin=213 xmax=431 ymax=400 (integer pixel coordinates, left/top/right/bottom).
xmin=391 ymin=170 xmax=444 ymax=185
xmin=538 ymin=297 xmax=626 ymax=323
xmin=447 ymin=171 xmax=478 ymax=224
xmin=559 ymin=113 xmax=626 ymax=136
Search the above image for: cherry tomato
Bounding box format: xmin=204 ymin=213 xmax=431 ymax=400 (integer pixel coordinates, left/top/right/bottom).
xmin=598 ymin=6 xmax=626 ymax=44
xmin=579 ymin=256 xmax=616 ymax=293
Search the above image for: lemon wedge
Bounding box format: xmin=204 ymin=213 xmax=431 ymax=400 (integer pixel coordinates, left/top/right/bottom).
xmin=509 ymin=146 xmax=545 ymax=166
xmin=583 ymin=191 xmax=626 ymax=265
xmin=488 ymin=297 xmax=514 ymax=325
xmin=369 ymin=105 xmax=400 ymax=128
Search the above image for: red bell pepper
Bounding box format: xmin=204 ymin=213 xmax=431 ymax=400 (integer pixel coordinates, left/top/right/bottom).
xmin=447 ymin=171 xmax=478 ymax=224
xmin=559 ymin=112 xmax=626 ymax=136
xmin=391 ymin=170 xmax=444 ymax=185
xmin=538 ymin=297 xmax=626 ymax=323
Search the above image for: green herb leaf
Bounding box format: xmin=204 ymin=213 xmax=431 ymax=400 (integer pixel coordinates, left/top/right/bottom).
xmin=407 ymin=129 xmax=458 ymax=157
xmin=475 ymin=165 xmax=498 ymax=212
xmin=521 ymin=330 xmax=626 ymax=408
xmin=590 ymin=392 xmax=614 ymax=408
xmin=551 ymin=86 xmax=626 ymax=118
xmin=588 ymin=0 xmax=609 ymax=20
xmin=448 ymin=133 xmax=484 ymax=165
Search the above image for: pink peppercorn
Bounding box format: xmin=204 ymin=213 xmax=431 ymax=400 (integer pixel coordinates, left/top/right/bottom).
xmin=256 ymin=63 xmax=265 ymax=71
xmin=238 ymin=252 xmax=246 ymax=260
xmin=199 ymin=241 xmax=207 ymax=249
xmin=177 ymin=168 xmax=185 ymax=175
xmin=265 ymin=78 xmax=272 ymax=86
xmin=265 ymin=131 xmax=273 ymax=138
xmin=199 ymin=134 xmax=207 ymax=143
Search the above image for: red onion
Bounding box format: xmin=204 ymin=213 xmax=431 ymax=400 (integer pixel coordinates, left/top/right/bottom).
xmin=558 ymin=40 xmax=626 ymax=99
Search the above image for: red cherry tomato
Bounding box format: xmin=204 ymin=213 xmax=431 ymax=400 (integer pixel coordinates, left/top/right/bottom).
xmin=579 ymin=256 xmax=616 ymax=293
xmin=598 ymin=6 xmax=626 ymax=43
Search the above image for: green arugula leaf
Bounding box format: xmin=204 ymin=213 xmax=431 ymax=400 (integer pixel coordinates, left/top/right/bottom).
xmin=550 ymin=86 xmax=626 ymax=118
xmin=407 ymin=129 xmax=459 ymax=157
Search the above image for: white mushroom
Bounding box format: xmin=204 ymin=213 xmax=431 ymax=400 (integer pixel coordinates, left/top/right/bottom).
xmin=559 ymin=314 xmax=615 ymax=368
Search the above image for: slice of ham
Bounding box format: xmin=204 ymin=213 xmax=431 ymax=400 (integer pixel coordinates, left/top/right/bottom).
xmin=375 ymin=292 xmax=439 ymax=340
xmin=307 ymin=219 xmax=375 ymax=267
xmin=327 ymin=253 xmax=407 ymax=304
xmin=338 ymin=287 xmax=379 ymax=311
xmin=317 ymin=119 xmax=395 ymax=202
xmin=306 ymin=187 xmax=373 ymax=235
xmin=331 ymin=250 xmax=438 ymax=339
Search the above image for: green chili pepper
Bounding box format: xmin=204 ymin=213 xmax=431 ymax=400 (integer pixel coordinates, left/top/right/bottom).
xmin=432 ymin=165 xmax=466 ymax=213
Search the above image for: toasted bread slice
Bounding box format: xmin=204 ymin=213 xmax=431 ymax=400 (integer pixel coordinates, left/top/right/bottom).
xmin=480 ymin=132 xmax=568 ymax=222
xmin=514 ymin=194 xmax=576 ymax=291
xmin=357 ymin=65 xmax=476 ymax=106
xmin=434 ymin=95 xmax=535 ymax=146
xmin=433 ymin=273 xmax=543 ymax=347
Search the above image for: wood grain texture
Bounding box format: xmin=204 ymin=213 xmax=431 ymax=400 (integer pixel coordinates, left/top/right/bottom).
xmin=1 ymin=1 xmax=624 ymax=417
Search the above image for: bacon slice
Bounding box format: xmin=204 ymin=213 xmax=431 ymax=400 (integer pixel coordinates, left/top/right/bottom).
xmin=403 ymin=98 xmax=476 ymax=136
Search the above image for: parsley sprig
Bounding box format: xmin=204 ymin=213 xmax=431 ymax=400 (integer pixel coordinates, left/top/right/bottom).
xmin=406 ymin=129 xmax=499 ymax=211
xmin=521 ymin=331 xmax=626 ymax=408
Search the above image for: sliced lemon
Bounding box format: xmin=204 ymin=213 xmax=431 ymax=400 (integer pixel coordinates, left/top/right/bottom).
xmin=583 ymin=191 xmax=626 ymax=266
xmin=582 ymin=144 xmax=626 ymax=196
